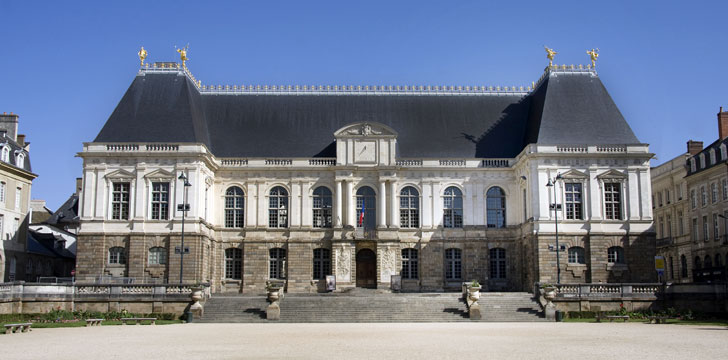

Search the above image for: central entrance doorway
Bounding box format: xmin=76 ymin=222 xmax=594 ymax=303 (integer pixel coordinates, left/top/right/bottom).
xmin=356 ymin=249 xmax=377 ymax=288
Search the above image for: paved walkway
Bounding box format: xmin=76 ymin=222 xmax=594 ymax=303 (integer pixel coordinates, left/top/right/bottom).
xmin=1 ymin=322 xmax=725 ymax=359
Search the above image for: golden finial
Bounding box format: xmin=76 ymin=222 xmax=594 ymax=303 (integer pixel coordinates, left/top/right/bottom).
xmin=544 ymin=46 xmax=557 ymax=67
xmin=176 ymin=44 xmax=189 ymax=68
xmin=586 ymin=48 xmax=600 ymax=68
xmin=138 ymin=46 xmax=148 ymax=66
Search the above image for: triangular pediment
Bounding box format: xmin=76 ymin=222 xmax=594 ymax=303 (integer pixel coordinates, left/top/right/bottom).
xmin=105 ymin=169 xmax=135 ymax=180
xmin=334 ymin=122 xmax=397 ymax=138
xmin=560 ymin=169 xmax=588 ymax=179
xmin=144 ymin=169 xmax=175 ymax=180
xmin=596 ymin=169 xmax=627 ymax=179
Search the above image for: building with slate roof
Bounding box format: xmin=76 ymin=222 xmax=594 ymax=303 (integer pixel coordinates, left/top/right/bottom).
xmin=0 ymin=113 xmax=37 ymax=282
xmin=76 ymin=61 xmax=656 ymax=293
xmin=654 ymin=108 xmax=728 ymax=283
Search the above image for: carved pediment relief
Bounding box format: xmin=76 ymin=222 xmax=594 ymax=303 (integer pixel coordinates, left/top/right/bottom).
xmin=144 ymin=169 xmax=175 ymax=181
xmin=334 ymin=122 xmax=397 ymax=138
xmin=596 ymin=169 xmax=627 ymax=180
xmin=105 ymin=169 xmax=135 ymax=180
xmin=560 ymin=169 xmax=588 ymax=179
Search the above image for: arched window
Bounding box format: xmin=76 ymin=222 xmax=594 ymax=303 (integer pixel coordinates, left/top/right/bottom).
xmin=224 ymin=248 xmax=242 ymax=279
xmin=704 ymin=255 xmax=712 ymax=269
xmin=269 ymin=187 xmax=288 ymax=228
xmin=489 ymin=248 xmax=506 ymax=279
xmin=445 ymin=248 xmax=462 ymax=280
xmin=312 ymin=248 xmax=331 ymax=280
xmin=401 ymin=248 xmax=418 ymax=279
xmin=312 ymin=187 xmax=332 ymax=228
xmin=356 ymin=186 xmax=376 ymax=229
xmin=681 ymin=255 xmax=688 ymax=278
xmin=487 ymin=187 xmax=506 ymax=228
xmin=694 ymin=256 xmax=702 ymax=270
xmin=568 ymin=247 xmax=586 ymax=264
xmin=0 ymin=147 xmax=9 ymax=163
xmin=15 ymin=153 xmax=24 ymax=168
xmin=108 ymin=247 xmax=126 ymax=265
xmin=399 ymin=187 xmax=419 ymax=228
xmin=607 ymin=246 xmax=624 ymax=264
xmin=443 ymin=187 xmax=463 ymax=228
xmin=148 ymin=247 xmax=167 ymax=265
xmin=269 ymin=248 xmax=286 ymax=279
xmin=224 ymin=186 xmax=244 ymax=228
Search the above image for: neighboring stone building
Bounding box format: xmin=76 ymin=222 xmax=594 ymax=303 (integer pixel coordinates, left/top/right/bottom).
xmin=75 ymin=61 xmax=655 ymax=293
xmin=655 ymin=107 xmax=728 ymax=283
xmin=0 ymin=112 xmax=37 ymax=282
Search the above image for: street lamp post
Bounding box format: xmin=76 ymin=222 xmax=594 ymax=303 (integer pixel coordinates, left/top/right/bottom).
xmin=178 ymin=172 xmax=191 ymax=284
xmin=546 ymin=174 xmax=563 ymax=284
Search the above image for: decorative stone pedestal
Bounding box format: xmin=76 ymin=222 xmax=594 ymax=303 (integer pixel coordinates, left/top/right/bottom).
xmin=266 ymin=302 xmax=280 ymax=320
xmin=189 ymin=287 xmax=204 ymax=318
xmin=542 ymin=286 xmax=556 ymax=321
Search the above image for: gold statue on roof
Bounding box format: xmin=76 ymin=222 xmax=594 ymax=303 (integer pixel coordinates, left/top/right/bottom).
xmin=138 ymin=46 xmax=147 ymax=66
xmin=176 ymin=44 xmax=189 ymax=68
xmin=544 ymin=46 xmax=557 ymax=66
xmin=586 ymin=48 xmax=600 ymax=68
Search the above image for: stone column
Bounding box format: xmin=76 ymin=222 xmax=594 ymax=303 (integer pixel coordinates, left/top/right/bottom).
xmin=389 ymin=181 xmax=399 ymax=228
xmin=422 ymin=182 xmax=432 ymax=228
xmin=246 ymin=182 xmax=258 ymax=227
xmin=257 ymin=182 xmax=267 ymax=227
xmin=335 ymin=180 xmax=343 ymax=228
xmin=134 ymin=165 xmax=145 ymax=219
xmin=290 ymin=181 xmax=301 ymax=227
xmin=377 ymin=180 xmax=387 ymax=228
xmin=94 ymin=169 xmax=106 ymax=220
xmin=346 ymin=180 xmax=355 ymax=227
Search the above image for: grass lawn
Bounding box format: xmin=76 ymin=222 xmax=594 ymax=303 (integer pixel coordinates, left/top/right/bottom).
xmin=1 ymin=319 xmax=183 ymax=331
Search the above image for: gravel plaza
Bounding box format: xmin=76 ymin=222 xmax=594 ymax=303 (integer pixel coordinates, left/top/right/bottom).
xmin=1 ymin=322 xmax=725 ymax=359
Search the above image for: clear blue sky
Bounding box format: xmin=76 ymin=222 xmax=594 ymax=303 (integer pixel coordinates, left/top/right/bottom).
xmin=0 ymin=0 xmax=725 ymax=210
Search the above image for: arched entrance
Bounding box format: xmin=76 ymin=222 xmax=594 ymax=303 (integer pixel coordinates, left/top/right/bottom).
xmin=356 ymin=249 xmax=377 ymax=288
xmin=356 ymin=186 xmax=376 ymax=232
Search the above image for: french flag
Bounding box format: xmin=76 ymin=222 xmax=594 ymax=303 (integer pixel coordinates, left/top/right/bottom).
xmin=359 ymin=198 xmax=365 ymax=226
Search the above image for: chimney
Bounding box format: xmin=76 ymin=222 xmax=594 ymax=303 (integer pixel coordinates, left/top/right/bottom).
xmin=76 ymin=178 xmax=83 ymax=196
xmin=719 ymin=106 xmax=728 ymax=140
xmin=16 ymin=134 xmax=25 ymax=147
xmin=0 ymin=112 xmax=19 ymax=141
xmin=687 ymin=140 xmax=704 ymax=156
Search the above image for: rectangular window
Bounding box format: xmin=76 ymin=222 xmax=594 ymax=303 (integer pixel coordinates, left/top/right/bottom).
xmin=111 ymin=182 xmax=130 ymax=220
xmin=0 ymin=182 xmax=5 ymax=203
xmin=603 ymin=183 xmax=621 ymax=220
xmin=658 ymin=217 xmax=664 ymax=238
xmin=665 ymin=190 xmax=670 ymax=204
xmin=667 ymin=214 xmax=672 ymax=238
xmin=564 ymin=183 xmax=583 ymax=220
xmin=14 ymin=188 xmax=21 ymax=211
xmin=723 ymin=179 xmax=728 ymax=201
xmin=690 ymin=189 xmax=696 ymax=209
xmin=677 ymin=185 xmax=682 ymax=200
xmin=150 ymin=182 xmax=169 ymax=220
xmin=13 ymin=218 xmax=19 ymax=240
xmin=701 ymin=186 xmax=707 ymax=207
xmin=692 ymin=218 xmax=698 ymax=242
xmin=714 ymin=214 xmax=720 ymax=241
xmin=678 ymin=211 xmax=684 ymax=235
xmin=401 ymin=249 xmax=418 ymax=279
xmin=711 ymin=183 xmax=718 ymax=203
xmin=657 ymin=192 xmax=663 ymax=207
xmin=703 ymin=215 xmax=709 ymax=242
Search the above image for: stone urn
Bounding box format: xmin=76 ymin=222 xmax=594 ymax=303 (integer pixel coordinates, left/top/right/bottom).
xmin=468 ymin=286 xmax=481 ymax=303
xmin=267 ymin=288 xmax=280 ymax=303
xmin=542 ymin=286 xmax=556 ymax=302
xmin=189 ymin=286 xmax=204 ymax=317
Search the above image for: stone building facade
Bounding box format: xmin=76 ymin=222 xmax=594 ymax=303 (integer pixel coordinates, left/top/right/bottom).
xmin=75 ymin=62 xmax=655 ymax=293
xmin=0 ymin=113 xmax=36 ymax=282
xmin=655 ymin=108 xmax=728 ymax=283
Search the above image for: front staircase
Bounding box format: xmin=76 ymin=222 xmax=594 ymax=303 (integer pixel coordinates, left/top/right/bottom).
xmin=197 ymin=290 xmax=546 ymax=323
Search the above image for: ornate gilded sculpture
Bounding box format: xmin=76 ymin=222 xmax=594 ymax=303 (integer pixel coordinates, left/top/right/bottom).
xmin=176 ymin=45 xmax=189 ymax=68
xmin=586 ymin=48 xmax=599 ymax=68
xmin=544 ymin=46 xmax=557 ymax=66
xmin=138 ymin=46 xmax=147 ymax=66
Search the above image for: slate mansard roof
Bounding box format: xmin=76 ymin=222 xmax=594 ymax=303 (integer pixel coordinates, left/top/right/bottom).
xmin=94 ymin=65 xmax=641 ymax=159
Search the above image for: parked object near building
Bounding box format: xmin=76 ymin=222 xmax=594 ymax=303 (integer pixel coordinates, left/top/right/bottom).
xmin=75 ymin=56 xmax=655 ymax=294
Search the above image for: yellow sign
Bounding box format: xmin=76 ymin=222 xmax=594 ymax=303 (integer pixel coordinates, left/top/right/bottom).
xmin=654 ymin=256 xmax=665 ymax=271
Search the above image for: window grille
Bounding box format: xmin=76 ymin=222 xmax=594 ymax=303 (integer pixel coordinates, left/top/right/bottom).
xmin=150 ymin=182 xmax=169 ymax=220
xmin=603 ymin=183 xmax=622 ymax=220
xmin=312 ymin=248 xmax=331 ymax=280
xmin=444 ymin=248 xmax=462 ymax=280
xmin=225 ymin=186 xmax=245 ymax=228
xmin=568 ymin=247 xmax=586 ymax=264
xmin=443 ymin=187 xmax=463 ymax=228
xmin=564 ymin=183 xmax=583 ymax=220
xmin=489 ymin=248 xmax=506 ymax=279
xmin=111 ymin=182 xmax=130 ymax=220
xmin=487 ymin=187 xmax=506 ymax=228
xmin=224 ymin=248 xmax=242 ymax=279
xmin=607 ymin=246 xmax=624 ymax=264
xmin=108 ymin=247 xmax=126 ymax=264
xmin=269 ymin=248 xmax=287 ymax=279
xmin=401 ymin=248 xmax=418 ymax=279
xmin=269 ymin=187 xmax=288 ymax=228
xmin=399 ymin=187 xmax=419 ymax=228
xmin=148 ymin=247 xmax=167 ymax=265
xmin=312 ymin=187 xmax=332 ymax=228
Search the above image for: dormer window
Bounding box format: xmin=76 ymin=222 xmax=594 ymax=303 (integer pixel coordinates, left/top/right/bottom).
xmin=0 ymin=146 xmax=9 ymax=163
xmin=15 ymin=152 xmax=24 ymax=168
xmin=709 ymin=149 xmax=716 ymax=165
xmin=699 ymin=154 xmax=705 ymax=168
xmin=721 ymin=144 xmax=727 ymax=161
xmin=690 ymin=158 xmax=696 ymax=172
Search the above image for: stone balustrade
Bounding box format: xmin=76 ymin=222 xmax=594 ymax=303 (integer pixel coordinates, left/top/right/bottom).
xmin=535 ymin=283 xmax=663 ymax=299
